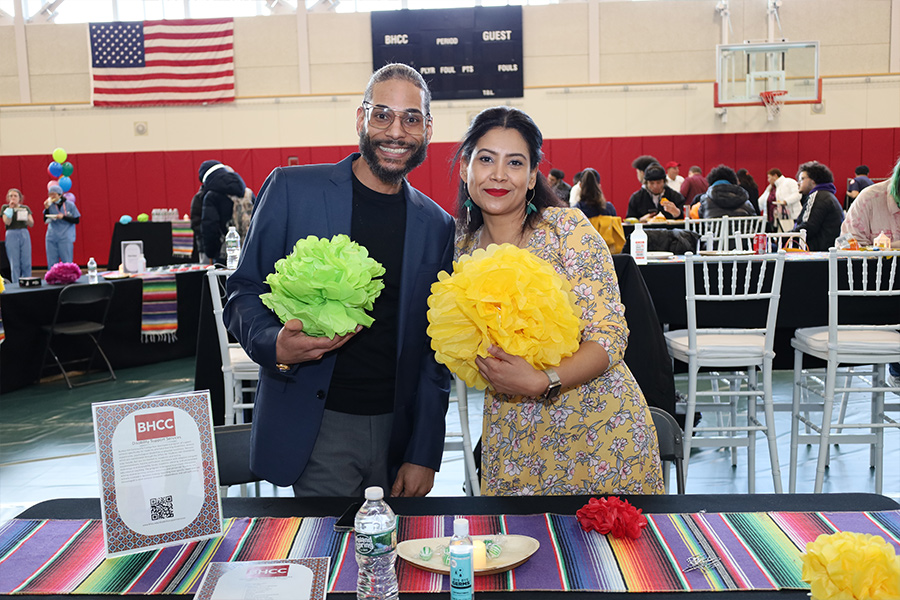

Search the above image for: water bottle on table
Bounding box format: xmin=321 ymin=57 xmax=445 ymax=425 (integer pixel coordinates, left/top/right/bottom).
xmin=355 ymin=486 xmax=398 ymax=600
xmin=87 ymin=257 xmax=98 ymax=284
xmin=225 ymin=226 xmax=241 ymax=269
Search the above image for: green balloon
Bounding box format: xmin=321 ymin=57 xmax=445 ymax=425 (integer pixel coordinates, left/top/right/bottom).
xmin=52 ymin=147 xmax=67 ymax=163
xmin=137 ymin=213 xmax=149 ymax=222
xmin=62 ymin=162 xmax=74 ymax=177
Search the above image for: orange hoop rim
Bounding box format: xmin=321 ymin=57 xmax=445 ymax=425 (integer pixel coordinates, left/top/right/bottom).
xmin=759 ymin=90 xmax=789 ymax=104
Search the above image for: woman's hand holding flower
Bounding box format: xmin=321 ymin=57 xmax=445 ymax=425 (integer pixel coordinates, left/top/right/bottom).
xmin=475 ymin=345 xmax=548 ymax=397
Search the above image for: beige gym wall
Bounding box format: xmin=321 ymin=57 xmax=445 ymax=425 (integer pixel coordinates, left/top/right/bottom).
xmin=0 ymin=0 xmax=898 ymax=156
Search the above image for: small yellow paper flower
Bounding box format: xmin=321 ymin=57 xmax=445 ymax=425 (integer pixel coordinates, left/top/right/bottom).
xmin=800 ymin=531 xmax=900 ymax=600
xmin=426 ymin=243 xmax=581 ymax=390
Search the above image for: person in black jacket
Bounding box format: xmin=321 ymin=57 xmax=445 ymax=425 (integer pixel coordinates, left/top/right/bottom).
xmin=697 ymin=165 xmax=758 ymax=219
xmin=625 ymin=163 xmax=685 ymax=222
xmin=795 ymin=161 xmax=844 ymax=251
xmin=198 ymin=160 xmax=248 ymax=264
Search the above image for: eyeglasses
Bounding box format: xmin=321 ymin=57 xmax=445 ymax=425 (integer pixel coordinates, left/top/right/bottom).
xmin=362 ymin=101 xmax=431 ymax=135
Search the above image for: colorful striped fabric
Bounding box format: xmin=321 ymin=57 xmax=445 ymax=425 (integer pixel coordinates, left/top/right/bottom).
xmin=0 ymin=511 xmax=897 ymax=595
xmin=140 ymin=272 xmax=177 ymax=342
xmin=171 ymin=220 xmax=193 ymax=258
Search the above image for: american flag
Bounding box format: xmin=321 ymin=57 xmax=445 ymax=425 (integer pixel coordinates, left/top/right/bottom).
xmin=89 ymin=18 xmax=234 ymax=107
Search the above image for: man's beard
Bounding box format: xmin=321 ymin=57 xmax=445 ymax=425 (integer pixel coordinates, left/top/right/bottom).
xmin=359 ymin=129 xmax=428 ymax=187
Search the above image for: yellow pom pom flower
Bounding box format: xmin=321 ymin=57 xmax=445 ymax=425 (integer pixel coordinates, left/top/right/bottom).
xmin=801 ymin=531 xmax=900 ymax=600
xmin=426 ymin=243 xmax=581 ymax=390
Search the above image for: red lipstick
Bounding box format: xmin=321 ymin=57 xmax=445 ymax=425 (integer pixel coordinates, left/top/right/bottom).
xmin=485 ymin=189 xmax=509 ymax=197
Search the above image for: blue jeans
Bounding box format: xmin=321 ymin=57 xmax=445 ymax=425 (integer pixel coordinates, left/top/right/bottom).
xmin=45 ymin=237 xmax=73 ymax=266
xmin=5 ymin=228 xmax=31 ymax=281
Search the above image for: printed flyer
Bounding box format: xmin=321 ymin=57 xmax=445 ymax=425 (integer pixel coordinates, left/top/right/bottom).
xmin=194 ymin=559 xmax=330 ymax=600
xmin=92 ymin=391 xmax=222 ymax=557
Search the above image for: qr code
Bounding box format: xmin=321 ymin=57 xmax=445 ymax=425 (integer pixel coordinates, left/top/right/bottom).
xmin=150 ymin=495 xmax=174 ymax=521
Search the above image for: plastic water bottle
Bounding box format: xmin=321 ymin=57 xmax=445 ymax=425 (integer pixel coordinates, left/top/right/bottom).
xmin=87 ymin=257 xmax=98 ymax=284
xmin=225 ymin=226 xmax=241 ymax=269
xmin=355 ymin=486 xmax=398 ymax=600
xmin=449 ymin=518 xmax=474 ymax=600
xmin=631 ymin=222 xmax=648 ymax=265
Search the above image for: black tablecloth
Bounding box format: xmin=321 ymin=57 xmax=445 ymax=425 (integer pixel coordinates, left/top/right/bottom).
xmin=13 ymin=493 xmax=899 ymax=600
xmin=0 ymin=270 xmax=203 ymax=394
xmin=107 ymin=222 xmax=193 ymax=269
xmin=0 ymin=241 xmax=10 ymax=281
xmin=193 ymin=255 xmax=676 ymax=426
xmin=638 ymin=255 xmax=900 ymax=370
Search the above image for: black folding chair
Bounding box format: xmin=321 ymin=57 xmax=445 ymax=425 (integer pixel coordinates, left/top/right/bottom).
xmin=649 ymin=407 xmax=686 ymax=494
xmin=39 ymin=282 xmax=116 ymax=389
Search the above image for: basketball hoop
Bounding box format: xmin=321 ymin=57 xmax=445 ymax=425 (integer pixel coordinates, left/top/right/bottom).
xmin=760 ymin=90 xmax=788 ymax=121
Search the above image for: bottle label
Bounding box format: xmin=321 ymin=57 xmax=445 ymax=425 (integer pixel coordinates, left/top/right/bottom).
xmin=450 ymin=550 xmax=474 ymax=600
xmin=355 ymin=526 xmax=396 ymax=557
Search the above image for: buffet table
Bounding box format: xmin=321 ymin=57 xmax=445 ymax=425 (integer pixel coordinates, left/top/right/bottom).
xmin=637 ymin=252 xmax=900 ymax=369
xmin=0 ymin=269 xmax=204 ymax=394
xmin=5 ymin=493 xmax=898 ymax=599
xmin=106 ymin=222 xmax=194 ymax=269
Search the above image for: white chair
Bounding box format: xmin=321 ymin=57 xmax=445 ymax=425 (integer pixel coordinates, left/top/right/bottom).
xmin=789 ymin=249 xmax=900 ymax=494
xmin=725 ymin=215 xmax=765 ymax=240
xmin=445 ymin=376 xmax=480 ymax=496
xmin=206 ymin=267 xmax=259 ymax=425
xmin=684 ymin=217 xmax=727 ymax=251
xmin=664 ymin=251 xmax=786 ymax=493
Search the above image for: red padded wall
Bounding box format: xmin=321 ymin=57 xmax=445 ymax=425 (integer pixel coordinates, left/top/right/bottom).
xmin=2 ymin=127 xmax=897 ymax=267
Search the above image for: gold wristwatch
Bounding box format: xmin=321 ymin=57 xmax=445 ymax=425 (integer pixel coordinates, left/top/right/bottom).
xmin=543 ymin=367 xmax=562 ymax=400
xmin=275 ymin=363 xmax=292 ymax=373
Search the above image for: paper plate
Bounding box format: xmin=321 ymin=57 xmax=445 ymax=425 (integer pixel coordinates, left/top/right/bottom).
xmin=646 ymin=251 xmax=674 ymax=259
xmin=397 ymin=535 xmax=539 ymax=576
xmin=102 ymin=273 xmax=131 ymax=280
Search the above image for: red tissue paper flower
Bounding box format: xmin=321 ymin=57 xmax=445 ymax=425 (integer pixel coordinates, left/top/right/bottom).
xmin=576 ymin=496 xmax=648 ymax=540
xmin=44 ymin=262 xmax=82 ymax=285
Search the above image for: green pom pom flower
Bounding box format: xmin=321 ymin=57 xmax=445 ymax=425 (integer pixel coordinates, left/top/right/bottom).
xmin=260 ymin=234 xmax=385 ymax=338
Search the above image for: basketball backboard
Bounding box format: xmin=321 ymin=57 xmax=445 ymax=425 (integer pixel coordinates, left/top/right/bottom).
xmin=715 ymin=41 xmax=821 ymax=107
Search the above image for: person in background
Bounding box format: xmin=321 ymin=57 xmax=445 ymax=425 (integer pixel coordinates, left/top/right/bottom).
xmin=43 ymin=184 xmax=80 ymax=265
xmin=575 ymin=168 xmax=616 ymax=217
xmin=224 ymin=63 xmax=453 ymax=498
xmin=567 ymin=169 xmax=584 ymax=207
xmin=665 ymin=161 xmax=684 ymax=192
xmin=547 ymin=168 xmax=571 ymax=203
xmin=190 ymin=172 xmax=208 ymax=263
xmin=2 ymin=188 xmax=34 ymax=283
xmin=680 ymin=165 xmax=709 ymax=207
xmin=632 ymin=155 xmax=659 ymax=185
xmin=758 ymin=168 xmax=802 ymax=228
xmin=697 ymin=165 xmax=758 ymax=219
xmin=737 ymin=168 xmax=760 ymax=213
xmin=198 ymin=160 xmax=249 ymax=265
xmin=626 ymin=163 xmax=685 ymax=222
xmin=841 ymin=156 xmax=900 ymax=248
xmin=453 ymin=105 xmax=662 ymax=496
xmin=794 ymin=161 xmax=844 ymax=251
xmin=845 ymin=164 xmax=874 ymax=209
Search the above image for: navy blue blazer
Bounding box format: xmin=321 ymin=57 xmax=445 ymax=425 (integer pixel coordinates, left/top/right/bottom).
xmin=224 ymin=154 xmax=455 ymax=487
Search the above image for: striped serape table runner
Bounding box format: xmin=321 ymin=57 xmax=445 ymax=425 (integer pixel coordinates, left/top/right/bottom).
xmin=171 ymin=220 xmax=193 ymax=258
xmin=140 ymin=272 xmax=178 ymax=342
xmin=0 ymin=511 xmax=897 ymax=595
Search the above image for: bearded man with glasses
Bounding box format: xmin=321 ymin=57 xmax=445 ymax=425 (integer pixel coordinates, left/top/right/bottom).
xmin=225 ymin=63 xmax=454 ymax=498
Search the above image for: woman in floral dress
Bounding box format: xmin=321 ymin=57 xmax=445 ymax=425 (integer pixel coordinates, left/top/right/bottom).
xmin=453 ymin=106 xmax=663 ymax=496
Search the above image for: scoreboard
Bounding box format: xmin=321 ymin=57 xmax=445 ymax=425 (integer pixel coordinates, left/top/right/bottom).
xmin=371 ymin=6 xmax=523 ymax=101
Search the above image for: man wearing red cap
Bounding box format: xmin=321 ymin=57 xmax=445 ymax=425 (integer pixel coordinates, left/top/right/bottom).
xmin=665 ymin=161 xmax=683 ymax=193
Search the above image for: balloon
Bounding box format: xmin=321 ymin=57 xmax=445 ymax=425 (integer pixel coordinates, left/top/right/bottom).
xmin=137 ymin=213 xmax=149 ymax=222
xmin=119 ymin=215 xmax=133 ymax=224
xmin=48 ymin=162 xmax=63 ymax=177
xmin=64 ymin=192 xmax=76 ymax=204
xmin=58 ymin=176 xmax=72 ymax=192
xmin=47 ymin=179 xmax=60 ymax=192
xmin=62 ymin=162 xmax=74 ymax=177
xmin=52 ymin=147 xmax=67 ymax=163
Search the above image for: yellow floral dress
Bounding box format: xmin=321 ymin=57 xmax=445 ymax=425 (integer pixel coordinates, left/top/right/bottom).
xmin=456 ymin=207 xmax=664 ymax=496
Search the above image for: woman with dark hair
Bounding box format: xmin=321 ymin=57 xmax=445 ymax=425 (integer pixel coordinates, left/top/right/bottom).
xmin=697 ymin=164 xmax=758 ymax=219
xmin=575 ymin=168 xmax=617 ymax=217
xmin=453 ymin=106 xmax=663 ymax=496
xmin=737 ymin=168 xmax=760 ymax=213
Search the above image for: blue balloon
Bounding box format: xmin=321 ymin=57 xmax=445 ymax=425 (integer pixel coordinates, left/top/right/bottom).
xmin=58 ymin=176 xmax=72 ymax=192
xmin=48 ymin=162 xmax=63 ymax=177
xmin=119 ymin=215 xmax=133 ymax=224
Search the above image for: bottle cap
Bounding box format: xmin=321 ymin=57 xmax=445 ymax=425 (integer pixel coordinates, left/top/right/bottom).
xmin=364 ymin=486 xmax=383 ymax=501
xmin=453 ymin=518 xmax=469 ymax=537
